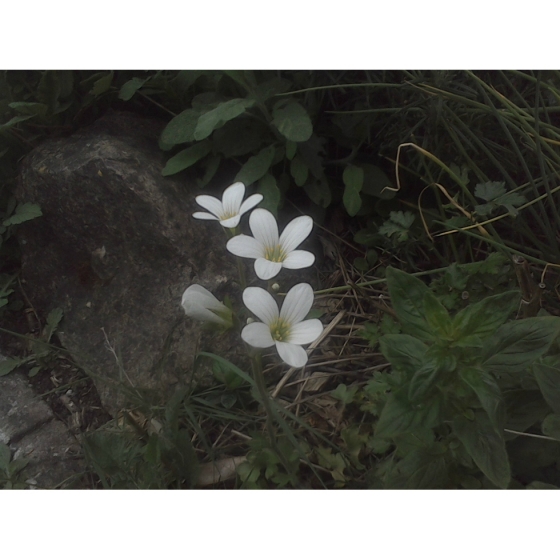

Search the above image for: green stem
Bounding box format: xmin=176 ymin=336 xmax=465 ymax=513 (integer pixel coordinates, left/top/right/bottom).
xmin=250 ymin=353 xmax=292 ymax=475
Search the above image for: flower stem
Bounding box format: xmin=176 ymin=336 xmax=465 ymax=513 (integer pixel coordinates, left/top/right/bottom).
xmin=250 ymin=353 xmax=293 ymax=475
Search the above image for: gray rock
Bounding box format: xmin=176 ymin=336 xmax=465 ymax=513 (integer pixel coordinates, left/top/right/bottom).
xmin=15 ymin=111 xmax=244 ymax=416
xmin=0 ymin=367 xmax=84 ymax=488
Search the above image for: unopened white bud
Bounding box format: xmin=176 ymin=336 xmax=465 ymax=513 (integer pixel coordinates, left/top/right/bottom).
xmin=246 ymin=317 xmax=255 ymax=324
xmin=271 ymin=283 xmax=280 ymax=292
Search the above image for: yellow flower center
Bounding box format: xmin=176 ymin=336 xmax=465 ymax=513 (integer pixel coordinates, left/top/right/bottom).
xmin=270 ymin=318 xmax=291 ymax=342
xmin=264 ymin=244 xmax=287 ymax=263
xmin=220 ymin=210 xmax=237 ymax=220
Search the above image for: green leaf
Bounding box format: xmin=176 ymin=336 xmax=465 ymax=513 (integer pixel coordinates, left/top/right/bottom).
xmin=196 ymin=155 xmax=221 ymax=189
xmin=45 ymin=307 xmax=63 ymax=342
xmin=290 ymin=156 xmax=308 ymax=187
xmin=285 ymin=140 xmax=297 ymax=161
xmin=423 ymin=292 xmax=452 ymax=336
xmin=482 ymin=317 xmax=560 ymax=374
xmin=0 ymin=357 xmax=23 ymax=377
xmin=385 ymin=267 xmax=435 ymax=341
xmin=257 ymin=174 xmax=281 ymax=214
xmin=452 ymin=291 xmax=519 ymax=340
xmin=212 ymin=118 xmax=266 ymax=158
xmin=162 ymin=141 xmax=212 ymax=176
xmin=384 ymin=448 xmax=448 ymax=489
xmin=194 ymin=98 xmax=256 ymax=141
xmin=533 ymin=362 xmax=560 ymax=414
xmin=2 ymin=203 xmax=42 ymax=226
xmin=475 ymin=181 xmax=507 ymax=202
xmin=160 ymin=109 xmax=201 ymax=145
xmin=375 ymin=389 xmax=442 ymax=439
xmin=250 ymin=77 xmax=292 ymax=103
xmin=331 ymin=383 xmax=359 ymax=405
xmin=542 ymin=413 xmax=560 ymax=440
xmin=90 ymin=71 xmax=114 ymax=96
xmin=8 ymin=102 xmax=48 ymax=117
xmin=360 ymin=164 xmax=395 ymax=200
xmin=303 ymin=178 xmax=331 ymax=208
xmin=342 ymin=164 xmax=364 ymax=216
xmin=118 ymin=77 xmax=149 ymax=101
xmin=272 ymin=100 xmax=313 ymax=142
xmin=459 ymin=367 xmax=505 ymax=429
xmin=452 ymin=411 xmax=511 ymax=489
xmin=235 ymin=145 xmax=276 ymax=186
xmin=379 ymin=211 xmax=415 ymax=241
xmin=0 ymin=115 xmax=34 ymax=132
xmin=379 ymin=334 xmax=427 ymax=375
xmin=408 ymin=360 xmax=447 ymax=402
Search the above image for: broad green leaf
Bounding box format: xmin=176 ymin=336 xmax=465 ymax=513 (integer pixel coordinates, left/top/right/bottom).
xmin=250 ymin=77 xmax=292 ymax=103
xmin=8 ymin=102 xmax=48 ymax=117
xmin=0 ymin=357 xmax=23 ymax=377
xmin=272 ymin=100 xmax=313 ymax=142
xmin=423 ymin=292 xmax=452 ymax=335
xmin=482 ymin=316 xmax=560 ymax=374
xmin=542 ymin=413 xmax=560 ymax=440
xmin=160 ymin=109 xmax=200 ymax=145
xmin=331 ymin=384 xmax=359 ymax=405
xmin=119 ymin=77 xmax=149 ymax=101
xmin=290 ymin=156 xmax=308 ymax=187
xmin=385 ymin=267 xmax=435 ymax=341
xmin=384 ymin=448 xmax=448 ymax=489
xmin=342 ymin=165 xmax=364 ymax=216
xmin=360 ymin=164 xmax=395 ymax=199
xmin=533 ymin=361 xmax=560 ymax=413
xmin=193 ymin=98 xmax=256 ymax=141
xmin=303 ymin=179 xmax=331 ymax=208
xmin=379 ymin=211 xmax=415 ymax=242
xmin=459 ymin=366 xmax=505 ymax=429
xmin=408 ymin=361 xmax=442 ymax=402
xmin=353 ymin=228 xmax=381 ymax=247
xmin=0 ymin=115 xmax=34 ymax=132
xmin=452 ymin=411 xmax=511 ymax=489
xmin=475 ymin=181 xmax=507 ymax=201
xmin=235 ymin=145 xmax=276 ymax=186
xmin=379 ymin=334 xmax=427 ymax=374
xmin=452 ymin=290 xmax=519 ymax=340
xmin=375 ymin=389 xmax=442 ymax=439
xmin=162 ymin=141 xmax=212 ymax=176
xmin=3 ymin=203 xmax=42 ymax=226
xmin=285 ymin=140 xmax=297 ymax=161
xmin=90 ymin=71 xmax=114 ymax=96
xmin=212 ymin=118 xmax=267 ymax=158
xmin=504 ymin=390 xmax=550 ymax=433
xmin=257 ymin=173 xmax=281 ymax=214
xmin=45 ymin=307 xmax=63 ymax=342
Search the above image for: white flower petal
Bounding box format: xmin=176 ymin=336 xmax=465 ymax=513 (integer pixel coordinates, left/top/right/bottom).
xmin=219 ymin=215 xmax=241 ymax=228
xmin=289 ymin=319 xmax=323 ymax=345
xmin=275 ymin=341 xmax=308 ymax=368
xmin=243 ymin=287 xmax=279 ymax=325
xmin=242 ymin=322 xmax=275 ymax=348
xmin=254 ymin=258 xmax=283 ymax=280
xmin=227 ymin=235 xmax=264 ymax=259
xmin=279 ymin=215 xmax=313 ymax=252
xmin=222 ymin=182 xmax=245 ymax=215
xmin=250 ymin=208 xmax=279 ymax=248
xmin=239 ymin=193 xmax=264 ymax=215
xmin=181 ymin=285 xmax=229 ymax=325
xmin=280 ymin=283 xmax=314 ymax=325
xmin=195 ymin=195 xmax=223 ymax=218
xmin=192 ymin=212 xmax=220 ymax=221
xmin=282 ymin=250 xmax=315 ymax=270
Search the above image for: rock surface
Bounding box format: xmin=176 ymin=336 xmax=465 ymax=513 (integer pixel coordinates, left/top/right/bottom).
xmin=0 ymin=365 xmax=83 ymax=488
xmin=15 ymin=111 xmax=242 ymax=416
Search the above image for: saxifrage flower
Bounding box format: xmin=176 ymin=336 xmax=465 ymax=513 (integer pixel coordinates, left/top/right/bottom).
xmin=181 ymin=284 xmax=233 ymax=327
xmin=192 ymin=182 xmax=263 ymax=228
xmin=226 ymin=208 xmax=315 ymax=280
xmin=241 ymin=283 xmax=323 ymax=367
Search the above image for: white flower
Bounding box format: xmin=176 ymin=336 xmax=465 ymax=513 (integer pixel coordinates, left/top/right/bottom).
xmin=226 ymin=208 xmax=315 ymax=280
xmin=192 ymin=182 xmax=263 ymax=228
xmin=241 ymin=283 xmax=323 ymax=368
xmin=181 ymin=284 xmax=232 ymax=327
